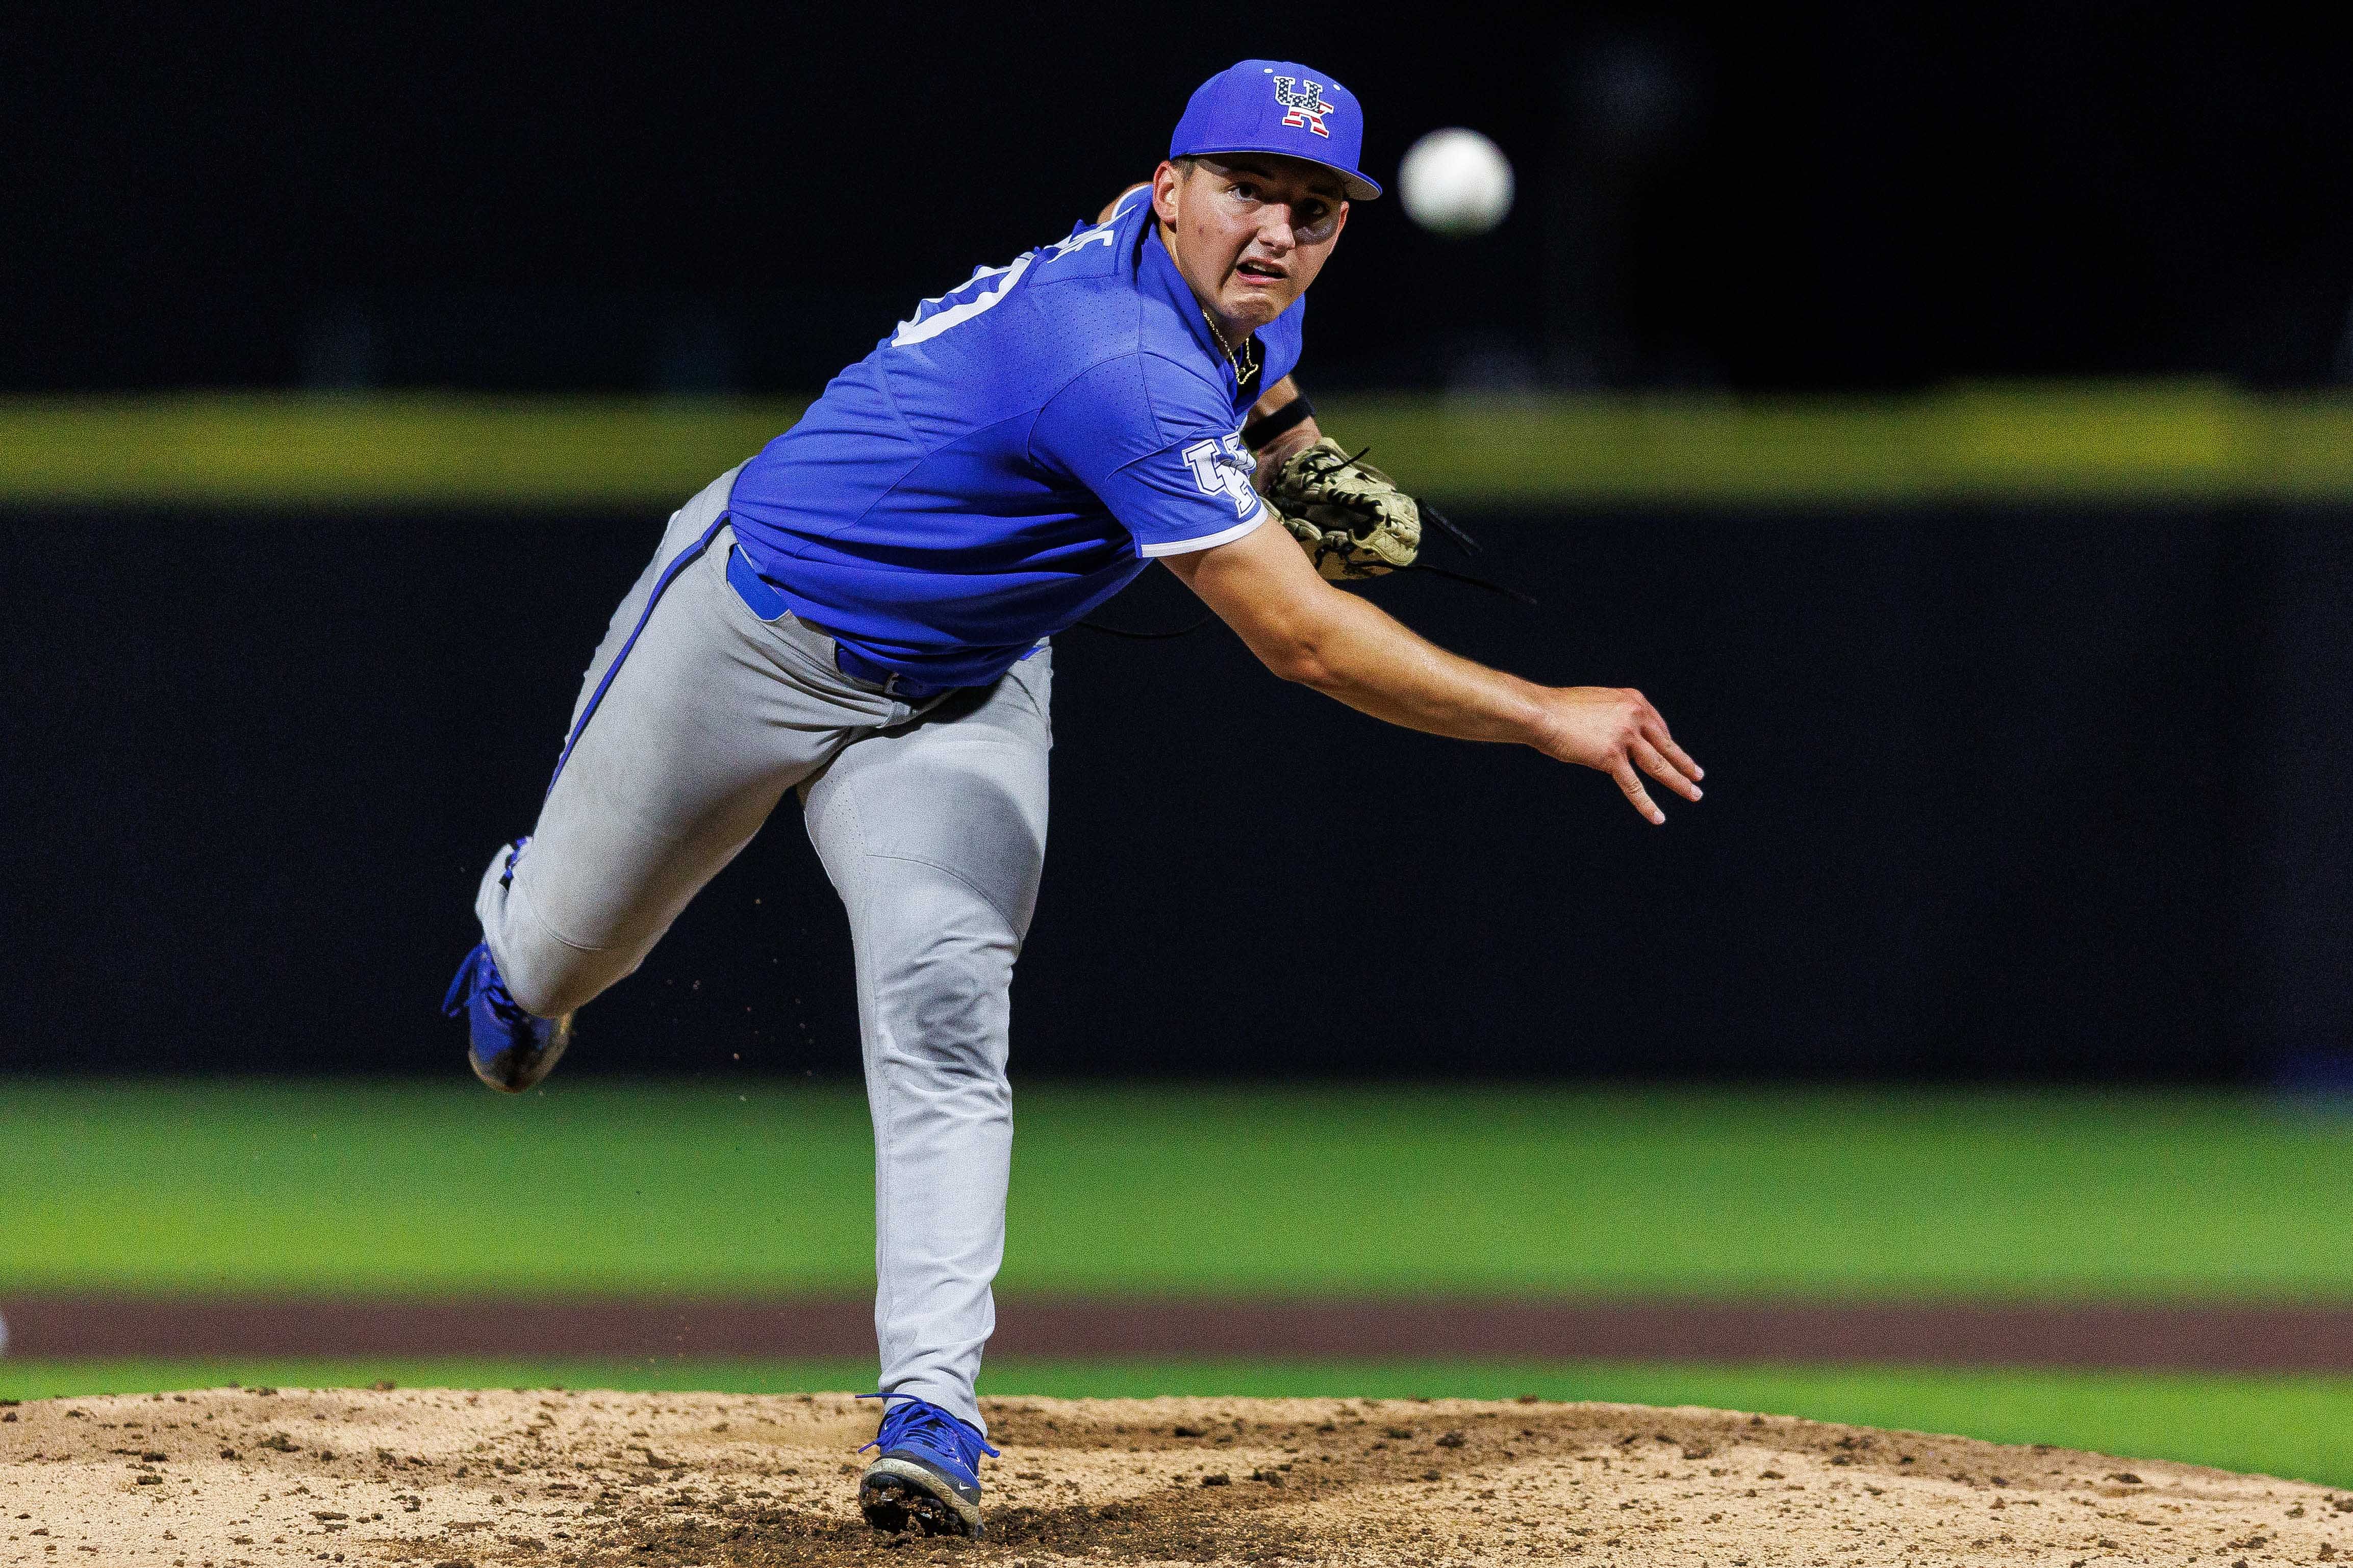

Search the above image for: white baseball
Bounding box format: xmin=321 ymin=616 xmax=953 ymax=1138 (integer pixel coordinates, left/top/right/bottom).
xmin=1398 ymin=128 xmax=1516 ymax=237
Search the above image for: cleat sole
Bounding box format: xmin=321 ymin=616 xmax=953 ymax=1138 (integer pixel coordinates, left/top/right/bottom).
xmin=470 ymin=1013 xmax=573 ymax=1094
xmin=860 ymin=1460 xmax=982 ymax=1538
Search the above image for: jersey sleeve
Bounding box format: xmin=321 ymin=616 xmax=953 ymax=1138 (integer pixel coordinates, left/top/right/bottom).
xmin=1033 ymin=354 xmax=1272 ymax=558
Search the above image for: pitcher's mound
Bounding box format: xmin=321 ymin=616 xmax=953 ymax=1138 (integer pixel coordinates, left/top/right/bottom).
xmin=3 ymin=1388 xmax=2341 ymax=1565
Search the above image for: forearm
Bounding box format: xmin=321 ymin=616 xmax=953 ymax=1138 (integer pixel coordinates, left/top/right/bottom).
xmin=1274 ymin=583 xmax=1551 ymax=745
xmin=1179 ymin=524 xmax=1548 ymax=744
xmin=1172 ymin=519 xmax=1701 ymax=820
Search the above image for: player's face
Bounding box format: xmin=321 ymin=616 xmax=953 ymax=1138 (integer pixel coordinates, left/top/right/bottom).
xmin=1154 ymin=155 xmax=1350 ymax=338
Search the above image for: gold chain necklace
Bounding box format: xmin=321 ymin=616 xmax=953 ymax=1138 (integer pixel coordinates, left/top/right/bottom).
xmin=1201 ymin=308 xmax=1260 ymax=385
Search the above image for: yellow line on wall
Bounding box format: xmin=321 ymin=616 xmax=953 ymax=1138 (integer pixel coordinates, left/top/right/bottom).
xmin=0 ymin=395 xmax=809 ymax=509
xmin=4 ymin=384 xmax=2352 ymax=508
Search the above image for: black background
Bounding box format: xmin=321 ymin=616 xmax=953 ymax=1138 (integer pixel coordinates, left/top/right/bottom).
xmin=8 ymin=504 xmax=2349 ymax=1080
xmin=12 ymin=4 xmax=2353 ymax=1081
xmin=10 ymin=2 xmax=2353 ymax=393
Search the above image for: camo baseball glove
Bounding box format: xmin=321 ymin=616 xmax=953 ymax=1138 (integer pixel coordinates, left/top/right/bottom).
xmin=1262 ymin=438 xmax=1422 ymax=580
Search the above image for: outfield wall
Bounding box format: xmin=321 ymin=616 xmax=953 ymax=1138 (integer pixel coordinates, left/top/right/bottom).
xmin=3 ymin=393 xmax=2348 ymax=1078
xmin=8 ymin=385 xmax=2353 ymax=508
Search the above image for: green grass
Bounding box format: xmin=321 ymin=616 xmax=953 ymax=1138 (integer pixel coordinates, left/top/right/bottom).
xmin=7 ymin=1078 xmax=2353 ymax=1299
xmin=11 ymin=1083 xmax=2349 ymax=1487
xmin=7 ymin=1358 xmax=2349 ymax=1489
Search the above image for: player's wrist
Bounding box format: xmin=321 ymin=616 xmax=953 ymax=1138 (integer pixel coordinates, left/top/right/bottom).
xmin=1242 ymin=393 xmax=1316 ymax=453
xmin=1249 ymin=419 xmax=1324 ymax=481
xmin=1508 ymin=681 xmax=1573 ymax=753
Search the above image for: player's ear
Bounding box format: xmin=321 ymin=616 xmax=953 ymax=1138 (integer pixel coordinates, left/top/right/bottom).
xmin=1150 ymin=160 xmax=1185 ymax=229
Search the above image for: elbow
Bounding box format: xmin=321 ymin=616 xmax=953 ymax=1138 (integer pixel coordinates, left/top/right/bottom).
xmin=1259 ymin=632 xmax=1339 ymax=690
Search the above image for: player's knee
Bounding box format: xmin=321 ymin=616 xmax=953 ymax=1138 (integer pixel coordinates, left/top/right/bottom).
xmin=882 ymin=933 xmax=1015 ymax=1064
xmin=907 ymin=935 xmax=1010 ymax=1015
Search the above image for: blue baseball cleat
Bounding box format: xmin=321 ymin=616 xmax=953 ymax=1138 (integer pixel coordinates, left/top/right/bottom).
xmin=858 ymin=1395 xmax=1000 ymax=1538
xmin=441 ymin=940 xmax=571 ymax=1093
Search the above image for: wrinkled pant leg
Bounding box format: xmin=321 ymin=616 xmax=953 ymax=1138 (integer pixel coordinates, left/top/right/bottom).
xmin=476 ymin=476 xmax=897 ymax=1018
xmin=800 ymin=654 xmax=1053 ymax=1434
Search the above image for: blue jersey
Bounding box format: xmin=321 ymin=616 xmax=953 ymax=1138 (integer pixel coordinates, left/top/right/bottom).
xmin=726 ymin=188 xmax=1303 ymax=688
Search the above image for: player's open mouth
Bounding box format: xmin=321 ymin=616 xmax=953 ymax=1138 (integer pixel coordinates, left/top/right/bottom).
xmin=1234 ymin=259 xmax=1286 ymax=284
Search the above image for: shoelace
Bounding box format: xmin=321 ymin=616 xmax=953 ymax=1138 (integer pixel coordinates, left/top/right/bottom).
xmin=439 ymin=946 xmax=532 ymax=1025
xmin=857 ymin=1395 xmax=1001 ymax=1469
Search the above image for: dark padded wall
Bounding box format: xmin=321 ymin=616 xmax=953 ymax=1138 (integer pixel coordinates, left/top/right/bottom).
xmin=5 ymin=505 xmax=2346 ymax=1079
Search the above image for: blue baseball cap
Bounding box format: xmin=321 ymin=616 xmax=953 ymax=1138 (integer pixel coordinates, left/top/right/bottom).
xmin=1170 ymin=60 xmax=1381 ymax=201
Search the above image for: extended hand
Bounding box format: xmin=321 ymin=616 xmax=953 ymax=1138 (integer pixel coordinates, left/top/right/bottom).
xmin=1531 ymin=687 xmax=1704 ymax=825
xmin=1167 ymin=523 xmax=1706 ymax=819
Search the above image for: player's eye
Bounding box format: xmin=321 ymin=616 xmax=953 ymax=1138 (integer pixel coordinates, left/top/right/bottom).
xmin=1230 ymin=182 xmax=1259 ymax=201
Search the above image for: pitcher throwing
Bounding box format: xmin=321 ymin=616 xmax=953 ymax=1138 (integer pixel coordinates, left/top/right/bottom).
xmin=442 ymin=58 xmax=1703 ymax=1539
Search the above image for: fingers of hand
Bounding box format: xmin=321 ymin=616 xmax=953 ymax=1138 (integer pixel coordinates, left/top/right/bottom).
xmin=1609 ymin=758 xmax=1665 ymax=825
xmin=1632 ymin=737 xmax=1702 ymax=802
xmin=1553 ymin=689 xmax=1703 ymax=820
xmin=1633 ymin=703 xmax=1703 ymax=783
xmin=1636 ymin=719 xmax=1704 ymax=789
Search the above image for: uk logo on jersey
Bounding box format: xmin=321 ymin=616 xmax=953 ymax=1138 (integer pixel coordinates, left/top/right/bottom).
xmin=1182 ymin=434 xmax=1259 ymax=517
xmin=1272 ymin=76 xmax=1333 ymax=138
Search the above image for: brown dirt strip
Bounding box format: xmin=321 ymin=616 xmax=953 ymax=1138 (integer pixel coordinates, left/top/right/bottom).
xmin=5 ymin=1388 xmax=2349 ymax=1567
xmin=8 ymin=1296 xmax=2353 ymax=1372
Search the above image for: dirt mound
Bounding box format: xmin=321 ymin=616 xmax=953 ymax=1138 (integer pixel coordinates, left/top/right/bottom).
xmin=2 ymin=1387 xmax=2343 ymax=1566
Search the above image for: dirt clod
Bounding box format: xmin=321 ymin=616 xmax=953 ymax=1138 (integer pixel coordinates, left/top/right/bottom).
xmin=1 ymin=1388 xmax=2339 ymax=1565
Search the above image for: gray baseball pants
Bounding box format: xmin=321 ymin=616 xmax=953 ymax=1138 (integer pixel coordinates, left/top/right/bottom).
xmin=473 ymin=467 xmax=1051 ymax=1434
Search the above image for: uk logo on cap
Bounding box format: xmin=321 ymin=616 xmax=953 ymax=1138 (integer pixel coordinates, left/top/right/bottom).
xmin=1272 ymin=76 xmax=1332 ymax=137
xmin=1168 ymin=59 xmax=1382 ymax=200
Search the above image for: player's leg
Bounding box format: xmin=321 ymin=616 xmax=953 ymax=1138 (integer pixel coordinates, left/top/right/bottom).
xmin=464 ymin=484 xmax=905 ymax=1049
xmin=800 ymin=650 xmax=1051 ymax=1526
xmin=451 ymin=475 xmax=735 ymax=1077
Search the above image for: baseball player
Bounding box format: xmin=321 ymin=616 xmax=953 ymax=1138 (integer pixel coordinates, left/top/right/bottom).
xmin=442 ymin=59 xmax=1702 ymax=1539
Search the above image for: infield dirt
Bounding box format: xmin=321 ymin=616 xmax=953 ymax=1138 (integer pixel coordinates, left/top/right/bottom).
xmin=3 ymin=1389 xmax=2345 ymax=1567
